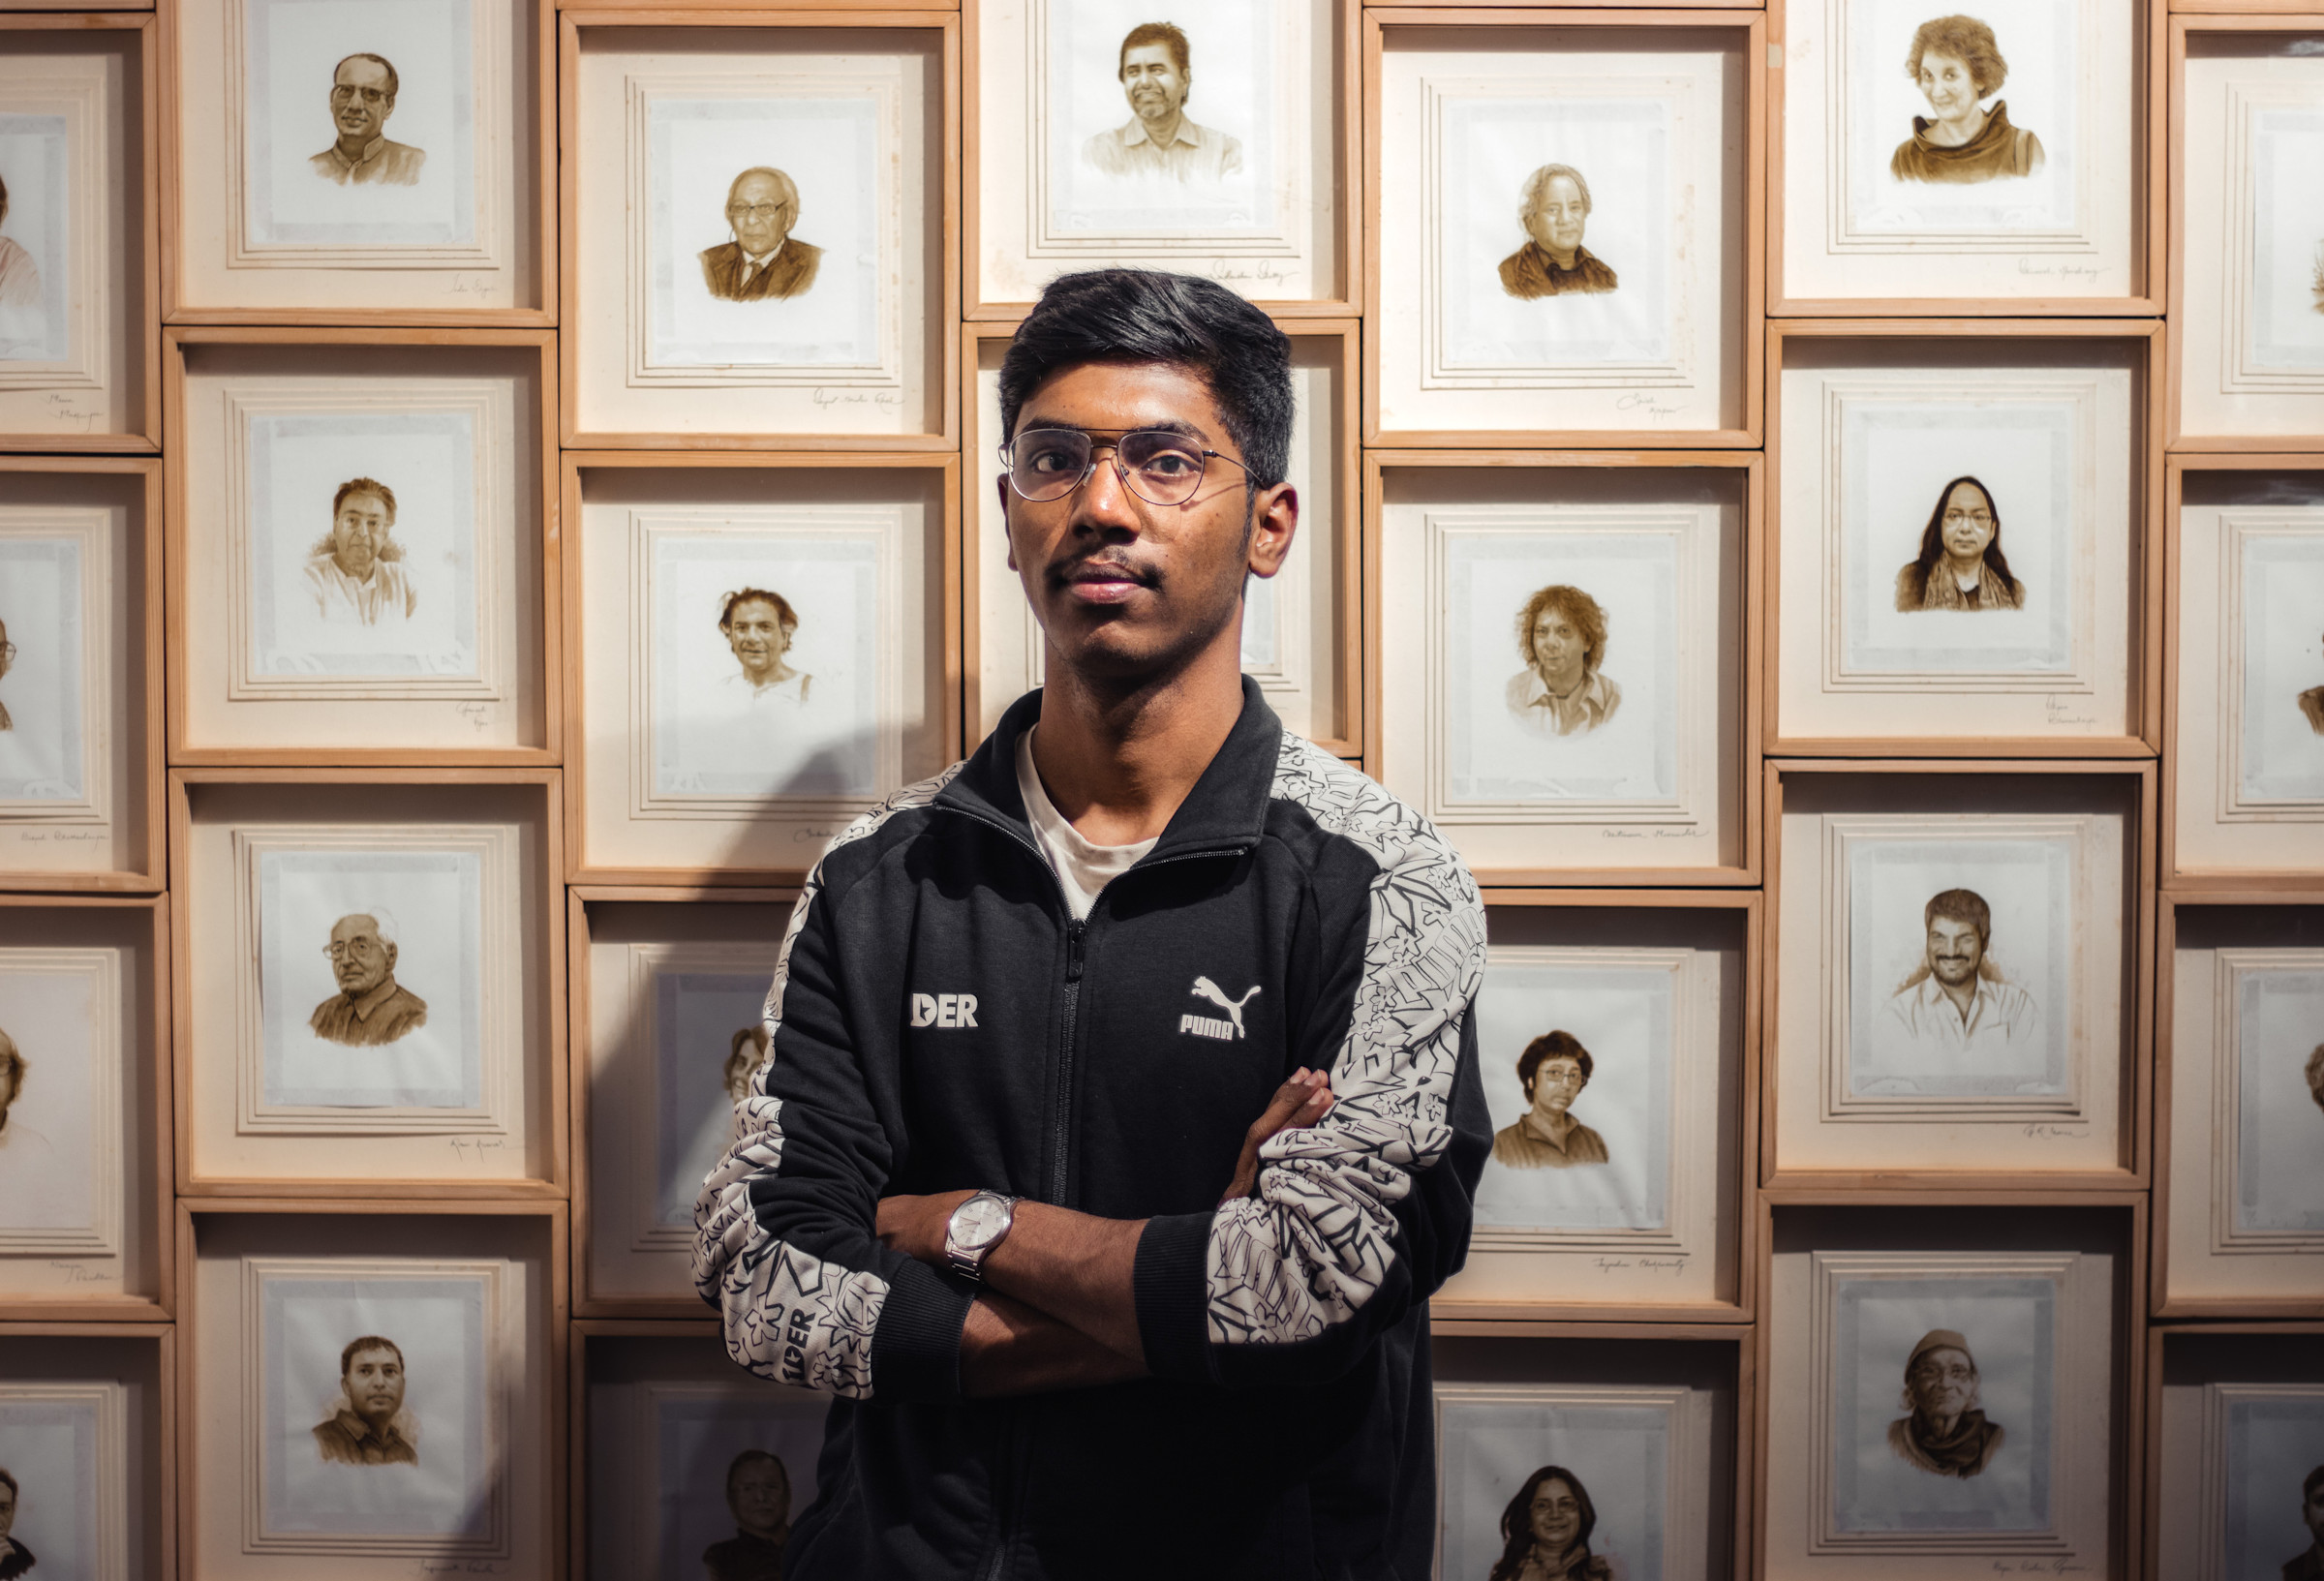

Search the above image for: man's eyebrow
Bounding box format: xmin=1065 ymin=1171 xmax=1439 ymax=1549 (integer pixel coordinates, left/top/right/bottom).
xmin=1015 ymin=416 xmax=1212 ymax=443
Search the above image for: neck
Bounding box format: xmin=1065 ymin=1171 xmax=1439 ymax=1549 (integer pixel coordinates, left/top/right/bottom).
xmin=1140 ymin=106 xmax=1186 ymax=145
xmin=1545 ymin=245 xmax=1579 ymax=269
xmin=742 ymin=658 xmax=794 ymax=687
xmin=1542 ymin=665 xmax=1586 ymax=700
xmin=1532 ymin=1108 xmax=1576 ymax=1142
xmin=1030 ymin=620 xmax=1244 ymax=847
xmin=336 ymin=131 xmax=374 ymax=157
xmin=1938 ymin=974 xmax=1977 ymax=1017
xmin=1929 ymin=105 xmax=1988 ymax=145
xmin=1923 ymin=1407 xmax=1962 ymax=1437
xmin=1943 ymin=552 xmax=1983 ymax=578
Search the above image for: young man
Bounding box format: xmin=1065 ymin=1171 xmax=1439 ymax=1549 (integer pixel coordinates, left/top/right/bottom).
xmin=695 ymin=268 xmax=1489 ymax=1578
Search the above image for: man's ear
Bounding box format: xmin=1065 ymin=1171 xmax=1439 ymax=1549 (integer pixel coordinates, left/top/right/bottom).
xmin=383 ymin=941 xmax=398 ymax=970
xmin=1244 ymin=482 xmax=1298 ymax=580
xmin=999 ymin=475 xmax=1019 ymax=571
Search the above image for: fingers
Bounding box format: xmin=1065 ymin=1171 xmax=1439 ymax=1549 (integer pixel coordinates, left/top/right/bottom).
xmin=1218 ymin=1068 xmax=1338 ymax=1205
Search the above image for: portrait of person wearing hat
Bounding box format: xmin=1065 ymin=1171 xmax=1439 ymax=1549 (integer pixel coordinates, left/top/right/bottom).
xmin=1888 ymin=1328 xmax=2004 ymax=1478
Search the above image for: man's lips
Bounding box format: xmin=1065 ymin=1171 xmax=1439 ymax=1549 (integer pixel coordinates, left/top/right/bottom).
xmin=1056 ymin=562 xmax=1150 ymax=605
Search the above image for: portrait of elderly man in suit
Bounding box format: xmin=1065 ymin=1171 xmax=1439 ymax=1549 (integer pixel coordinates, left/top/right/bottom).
xmin=310 ymin=52 xmax=426 ymax=187
xmin=312 ymin=1334 xmax=419 ymax=1468
xmin=0 ymin=1467 xmax=32 ymax=1581
xmin=1506 ymin=583 xmax=1622 ymax=739
xmin=2283 ymin=1464 xmax=2324 ymax=1581
xmin=1499 ymin=163 xmax=1619 ymax=299
xmin=305 ymin=476 xmax=417 ymax=626
xmin=1489 ymin=1030 xmax=1609 ymax=1171
xmin=309 ymin=909 xmax=429 ymax=1048
xmin=702 ymin=1449 xmax=791 ymax=1581
xmin=699 ymin=168 xmax=821 ymax=303
xmin=1888 ymin=1328 xmax=2004 ymax=1478
xmin=1082 ymin=22 xmax=1244 ymax=183
xmin=1876 ymin=887 xmax=2036 ymax=1056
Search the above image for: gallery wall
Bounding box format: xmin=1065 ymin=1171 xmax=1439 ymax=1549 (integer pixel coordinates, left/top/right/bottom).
xmin=0 ymin=0 xmax=2319 ymax=1573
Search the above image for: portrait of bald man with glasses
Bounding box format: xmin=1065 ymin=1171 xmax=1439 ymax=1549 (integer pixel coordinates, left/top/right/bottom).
xmin=700 ymin=167 xmax=823 ymax=303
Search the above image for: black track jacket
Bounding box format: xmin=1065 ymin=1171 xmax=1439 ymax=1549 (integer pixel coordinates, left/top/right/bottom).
xmin=693 ymin=681 xmax=1491 ymax=1580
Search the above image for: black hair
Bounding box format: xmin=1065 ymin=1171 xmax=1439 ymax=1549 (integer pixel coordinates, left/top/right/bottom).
xmin=1516 ymin=1030 xmax=1593 ymax=1097
xmin=1903 ymin=475 xmax=2020 ymax=604
xmin=1490 ymin=1465 xmax=1599 ymax=1581
xmin=998 ymin=269 xmax=1295 ymax=491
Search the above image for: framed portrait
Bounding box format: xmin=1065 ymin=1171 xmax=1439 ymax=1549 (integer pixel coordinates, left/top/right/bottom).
xmin=2159 ymin=899 xmax=2324 ymax=1315
xmin=0 ymin=19 xmax=157 ymax=448
xmin=2173 ymin=23 xmax=2324 ymax=445
xmin=168 ymin=0 xmax=548 ymax=316
xmin=1369 ymin=15 xmax=1757 ymax=443
xmin=1433 ymin=1382 xmax=1721 ymax=1581
xmin=575 ymin=893 xmax=791 ymax=1311
xmin=176 ymin=771 xmax=558 ymax=1188
xmin=2153 ymin=1331 xmax=2324 ymax=1581
xmin=970 ymin=0 xmax=1350 ymax=315
xmin=1437 ymin=896 xmax=1751 ymax=1317
xmin=1372 ymin=456 xmax=1754 ymax=884
xmin=1770 ymin=766 xmax=2144 ymax=1179
xmin=2168 ymin=464 xmax=2324 ymax=878
xmin=1772 ymin=0 xmax=2154 ymax=310
xmin=582 ymin=1331 xmax=830 ymax=1573
xmin=171 ymin=332 xmax=553 ymax=757
xmin=188 ymin=1210 xmax=555 ymax=1574
xmin=1764 ymin=1210 xmax=2124 ymax=1578
xmin=965 ymin=319 xmax=1358 ymax=752
xmin=1771 ymin=327 xmax=2155 ymax=750
xmin=567 ymin=457 xmax=956 ymax=883
xmin=566 ymin=16 xmax=950 ymax=443
xmin=0 ymin=1333 xmax=168 ymax=1581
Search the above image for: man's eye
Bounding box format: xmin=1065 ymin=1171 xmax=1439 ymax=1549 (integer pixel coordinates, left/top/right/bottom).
xmin=1026 ymin=447 xmax=1079 ymax=474
xmin=1140 ymin=450 xmax=1201 ymax=476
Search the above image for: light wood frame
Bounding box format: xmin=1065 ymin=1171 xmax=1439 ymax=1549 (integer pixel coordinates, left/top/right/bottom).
xmin=960 ymin=316 xmax=1366 ymax=754
xmin=2164 ymin=15 xmax=2324 ymax=451
xmin=566 ymin=884 xmax=796 ymax=1319
xmin=156 ymin=0 xmax=559 ymax=325
xmin=962 ymin=0 xmax=1362 ymax=319
xmin=566 ymin=1317 xmax=721 ymax=1581
xmin=1763 ymin=319 xmax=2168 ymax=758
xmin=1750 ymin=1188 xmax=2152 ymax=1581
xmin=560 ymin=448 xmax=963 ymax=886
xmin=166 ymin=766 xmax=568 ymax=1199
xmin=1362 ymin=447 xmax=1766 ymax=887
xmin=160 ymin=326 xmax=563 ymax=767
xmin=0 ymin=14 xmax=163 ymax=452
xmin=558 ymin=7 xmax=962 ymax=450
xmin=2140 ymin=1321 xmax=2324 ymax=1581
xmin=174 ymin=1198 xmax=570 ymax=1579
xmin=0 ymin=455 xmax=166 ymax=891
xmin=0 ymin=1322 xmax=177 ymax=1581
xmin=0 ymin=893 xmax=171 ymax=1322
xmin=1766 ymin=0 xmax=2169 ymax=317
xmin=1361 ymin=8 xmax=1768 ymax=449
xmin=1760 ymin=758 xmax=2160 ymax=1191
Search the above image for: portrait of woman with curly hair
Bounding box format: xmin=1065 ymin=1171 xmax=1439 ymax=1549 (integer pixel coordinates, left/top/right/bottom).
xmin=1889 ymin=15 xmax=2046 ymax=185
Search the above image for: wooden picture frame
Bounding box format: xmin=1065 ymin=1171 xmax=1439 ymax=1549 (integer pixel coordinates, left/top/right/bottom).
xmin=0 ymin=455 xmax=164 ymax=892
xmin=164 ymin=327 xmax=563 ymax=766
xmin=0 ymin=15 xmax=162 ymax=452
xmin=2145 ymin=1322 xmax=2324 ymax=1581
xmin=1364 ymin=448 xmax=1764 ymax=887
xmin=0 ymin=1322 xmax=177 ymax=1581
xmin=962 ymin=316 xmax=1364 ymax=754
xmin=1362 ymin=7 xmax=1765 ymax=449
xmin=1765 ymin=319 xmax=2166 ymax=758
xmin=560 ymin=7 xmax=960 ymax=449
xmin=168 ymin=767 xmax=567 ymax=1200
xmin=1763 ymin=759 xmax=2157 ymax=1189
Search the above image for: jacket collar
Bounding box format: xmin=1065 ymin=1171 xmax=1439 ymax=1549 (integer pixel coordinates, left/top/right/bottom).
xmin=937 ymin=676 xmax=1284 ymax=863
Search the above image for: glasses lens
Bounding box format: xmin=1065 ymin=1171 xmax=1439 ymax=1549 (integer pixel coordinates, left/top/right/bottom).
xmin=1007 ymin=429 xmax=1093 ymax=502
xmin=1116 ymin=431 xmax=1208 ymax=504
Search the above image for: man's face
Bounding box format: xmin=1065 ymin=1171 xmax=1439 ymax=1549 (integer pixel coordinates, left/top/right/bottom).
xmin=1908 ymin=1348 xmax=1977 ymax=1419
xmin=727 ymin=171 xmax=795 ymax=258
xmin=1119 ymin=44 xmax=1188 ymax=125
xmin=330 ymin=57 xmax=395 ymax=144
xmin=1527 ymin=1477 xmax=1580 ymax=1555
xmin=724 ymin=600 xmax=790 ymax=677
xmin=1927 ymin=916 xmax=1985 ymax=988
xmin=1915 ymin=48 xmax=1979 ymax=122
xmin=0 ymin=619 xmax=13 ymax=681
xmin=1530 ymin=605 xmax=1587 ymax=691
xmin=344 ymin=1347 xmax=406 ymax=1425
xmin=1940 ymin=481 xmax=1996 ymax=563
xmin=1528 ymin=1054 xmax=1586 ymax=1118
xmin=0 ymin=1483 xmax=14 ymax=1536
xmin=0 ymin=1061 xmax=15 ymax=1116
xmin=328 ymin=916 xmax=396 ymax=996
xmin=2303 ymin=1479 xmax=2324 ymax=1544
xmin=1003 ymin=362 xmax=1296 ymax=687
xmin=331 ymin=491 xmax=391 ymax=578
xmin=728 ymin=1460 xmax=790 ymax=1537
xmin=1524 ymin=175 xmax=1588 ymax=257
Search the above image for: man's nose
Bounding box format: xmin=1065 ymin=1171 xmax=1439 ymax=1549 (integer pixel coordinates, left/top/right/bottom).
xmin=1069 ymin=446 xmax=1144 ymax=532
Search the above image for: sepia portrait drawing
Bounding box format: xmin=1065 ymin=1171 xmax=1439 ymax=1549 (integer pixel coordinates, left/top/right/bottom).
xmin=2231 ymin=967 xmax=2324 ymax=1235
xmin=1436 ymin=1389 xmax=1683 ymax=1581
xmin=1505 ymin=584 xmax=1622 ymax=739
xmin=1490 ymin=1031 xmax=1610 ymax=1171
xmin=0 ymin=953 xmax=110 ymax=1253
xmin=1888 ymin=16 xmax=2044 ymax=185
xmin=2237 ymin=531 xmax=2324 ymax=806
xmin=308 ymin=910 xmax=430 ymax=1049
xmin=1876 ymin=888 xmax=2038 ymax=1057
xmin=716 ymin=588 xmax=811 ymax=704
xmin=2309 ymin=1044 xmax=2324 ymax=1114
xmin=0 ymin=173 xmax=42 ymax=338
xmin=0 ymin=1466 xmax=27 ymax=1581
xmin=699 ymin=168 xmax=821 ymax=303
xmin=0 ymin=121 xmax=68 ymax=363
xmin=650 ymin=968 xmax=773 ymax=1234
xmin=1888 ymin=1328 xmax=2004 ymax=1478
xmin=724 ymin=1025 xmax=769 ymax=1107
xmin=703 ymin=1449 xmax=791 ymax=1581
xmin=2288 ymin=1465 xmax=2324 ymax=1581
xmin=0 ymin=527 xmax=94 ymax=808
xmin=0 ymin=1026 xmax=37 ymax=1159
xmin=2301 ymin=634 xmax=2324 ymax=735
xmin=1893 ymin=476 xmax=2027 ymax=612
xmin=1498 ymin=165 xmax=1618 ymax=300
xmin=0 ymin=619 xmax=12 ymax=731
xmin=1082 ymin=22 xmax=1244 ymax=184
xmin=312 ymin=1334 xmax=419 ymax=1468
xmin=637 ymin=1385 xmax=828 ymax=1578
xmin=1487 ymin=1465 xmax=1612 ymax=1581
xmin=310 ymin=52 xmax=425 ymax=188
xmin=305 ymin=476 xmax=417 ymax=626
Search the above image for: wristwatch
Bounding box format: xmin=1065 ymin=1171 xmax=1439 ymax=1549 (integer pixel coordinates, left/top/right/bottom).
xmin=943 ymin=1191 xmax=1018 ymax=1283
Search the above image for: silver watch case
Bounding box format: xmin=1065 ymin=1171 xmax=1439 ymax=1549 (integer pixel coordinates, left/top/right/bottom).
xmin=943 ymin=1190 xmax=1017 ymax=1282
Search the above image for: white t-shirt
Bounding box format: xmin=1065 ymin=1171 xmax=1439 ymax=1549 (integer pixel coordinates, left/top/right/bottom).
xmin=1014 ymin=727 xmax=1157 ymax=921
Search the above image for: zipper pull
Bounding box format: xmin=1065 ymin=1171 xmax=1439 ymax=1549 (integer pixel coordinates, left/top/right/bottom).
xmin=1065 ymin=919 xmax=1086 ymax=983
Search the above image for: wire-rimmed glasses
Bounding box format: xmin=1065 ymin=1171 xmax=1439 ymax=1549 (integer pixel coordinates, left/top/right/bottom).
xmin=1001 ymin=427 xmax=1248 ymax=507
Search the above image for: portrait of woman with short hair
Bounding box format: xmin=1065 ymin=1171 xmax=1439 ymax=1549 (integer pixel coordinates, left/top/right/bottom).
xmin=1894 ymin=475 xmax=2026 ymax=612
xmin=1888 ymin=15 xmax=2046 ymax=184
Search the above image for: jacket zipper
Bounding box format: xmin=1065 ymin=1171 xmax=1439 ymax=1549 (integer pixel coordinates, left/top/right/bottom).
xmin=1050 ymin=919 xmax=1086 ymax=1204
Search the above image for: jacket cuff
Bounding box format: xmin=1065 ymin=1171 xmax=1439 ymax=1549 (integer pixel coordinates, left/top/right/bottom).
xmin=1133 ymin=1210 xmax=1216 ymax=1383
xmin=868 ymin=1258 xmax=975 ymax=1404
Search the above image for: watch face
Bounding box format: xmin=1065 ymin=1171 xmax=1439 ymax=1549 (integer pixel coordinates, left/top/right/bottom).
xmin=954 ymin=1197 xmax=1006 ymax=1247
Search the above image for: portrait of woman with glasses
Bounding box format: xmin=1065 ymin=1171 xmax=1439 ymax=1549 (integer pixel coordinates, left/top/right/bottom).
xmin=1893 ymin=475 xmax=2026 ymax=612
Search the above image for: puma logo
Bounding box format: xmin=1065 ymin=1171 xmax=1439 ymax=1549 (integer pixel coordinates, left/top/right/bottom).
xmin=1181 ymin=976 xmax=1262 ymax=1042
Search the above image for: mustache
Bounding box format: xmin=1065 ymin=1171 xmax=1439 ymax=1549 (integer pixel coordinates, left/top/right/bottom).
xmin=1048 ymin=552 xmax=1157 ymax=588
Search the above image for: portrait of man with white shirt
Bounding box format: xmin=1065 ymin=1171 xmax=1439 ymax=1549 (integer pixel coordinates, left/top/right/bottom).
xmin=303 ymin=476 xmax=416 ymax=626
xmin=716 ymin=587 xmax=811 ymax=704
xmin=1082 ymin=22 xmax=1244 ymax=184
xmin=1876 ymin=887 xmax=2037 ymax=1056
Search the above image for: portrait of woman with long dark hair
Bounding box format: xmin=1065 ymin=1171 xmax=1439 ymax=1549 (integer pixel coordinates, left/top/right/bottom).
xmin=1487 ymin=1464 xmax=1612 ymax=1581
xmin=1894 ymin=475 xmax=2026 ymax=612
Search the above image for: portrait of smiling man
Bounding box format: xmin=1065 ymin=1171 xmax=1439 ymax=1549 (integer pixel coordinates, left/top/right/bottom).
xmin=1082 ymin=22 xmax=1245 ymax=183
xmin=304 ymin=476 xmax=417 ymax=625
xmin=309 ymin=52 xmax=426 ymax=188
xmin=694 ymin=267 xmax=1489 ymax=1579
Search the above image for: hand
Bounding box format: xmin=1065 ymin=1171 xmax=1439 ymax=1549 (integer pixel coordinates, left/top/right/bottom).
xmin=875 ymin=1187 xmax=978 ymax=1267
xmin=1218 ymin=1067 xmax=1334 ymax=1205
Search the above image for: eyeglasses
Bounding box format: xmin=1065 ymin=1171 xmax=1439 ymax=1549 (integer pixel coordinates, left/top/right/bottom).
xmin=726 ymin=202 xmax=793 ymax=222
xmin=0 ymin=641 xmax=15 ymax=661
xmin=1942 ymin=508 xmax=1995 ymax=527
xmin=1001 ymin=427 xmax=1248 ymax=507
